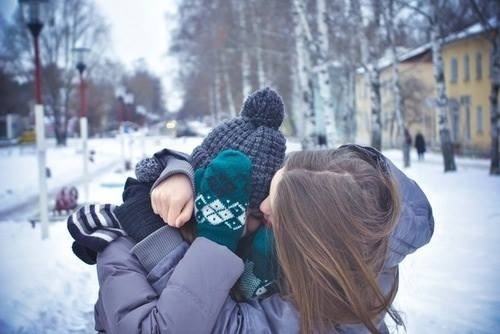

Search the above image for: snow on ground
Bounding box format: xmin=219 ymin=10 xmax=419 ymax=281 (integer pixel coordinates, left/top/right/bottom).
xmin=0 ymin=138 xmax=120 ymax=214
xmin=384 ymin=150 xmax=500 ymax=333
xmin=0 ymin=138 xmax=499 ymax=333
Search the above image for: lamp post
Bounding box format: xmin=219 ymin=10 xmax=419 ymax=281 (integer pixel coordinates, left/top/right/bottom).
xmin=73 ymin=47 xmax=90 ymax=202
xmin=73 ymin=47 xmax=90 ymax=118
xmin=124 ymin=93 xmax=134 ymax=123
xmin=20 ymin=0 xmax=48 ymax=104
xmin=123 ymin=93 xmax=134 ymax=170
xmin=19 ymin=0 xmax=49 ymax=239
xmin=115 ymin=86 xmax=126 ymax=124
xmin=136 ymin=105 xmax=147 ymax=158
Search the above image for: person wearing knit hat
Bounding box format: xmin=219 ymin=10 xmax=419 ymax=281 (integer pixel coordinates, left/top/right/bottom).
xmin=126 ymin=87 xmax=286 ymax=237
xmin=138 ymin=87 xmax=287 ymax=211
xmin=68 ymin=87 xmax=286 ymax=299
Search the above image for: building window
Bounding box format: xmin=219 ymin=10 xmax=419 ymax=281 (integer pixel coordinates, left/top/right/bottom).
xmin=451 ymin=57 xmax=458 ymax=83
xmin=460 ymin=96 xmax=471 ymax=141
xmin=477 ymin=105 xmax=484 ymax=134
xmin=464 ymin=54 xmax=470 ymax=82
xmin=476 ymin=52 xmax=482 ymax=80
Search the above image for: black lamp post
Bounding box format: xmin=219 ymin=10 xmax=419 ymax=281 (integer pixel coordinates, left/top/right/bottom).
xmin=124 ymin=93 xmax=134 ymax=125
xmin=72 ymin=47 xmax=90 ymax=118
xmin=19 ymin=0 xmax=48 ymax=104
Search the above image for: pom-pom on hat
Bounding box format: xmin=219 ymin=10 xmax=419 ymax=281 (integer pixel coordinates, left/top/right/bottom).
xmin=191 ymin=87 xmax=286 ymax=209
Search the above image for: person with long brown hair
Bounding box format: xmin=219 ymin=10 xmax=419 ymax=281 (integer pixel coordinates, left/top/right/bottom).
xmin=262 ymin=146 xmax=405 ymax=333
xmin=74 ymin=144 xmax=433 ymax=333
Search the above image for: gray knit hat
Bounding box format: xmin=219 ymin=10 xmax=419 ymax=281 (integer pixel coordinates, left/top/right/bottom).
xmin=191 ymin=87 xmax=286 ymax=209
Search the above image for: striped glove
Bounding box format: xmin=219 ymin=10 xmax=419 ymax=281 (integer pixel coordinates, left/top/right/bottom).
xmin=67 ymin=204 xmax=125 ymax=264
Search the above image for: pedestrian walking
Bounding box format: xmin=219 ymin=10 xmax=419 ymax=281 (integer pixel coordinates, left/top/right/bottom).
xmin=415 ymin=131 xmax=427 ymax=161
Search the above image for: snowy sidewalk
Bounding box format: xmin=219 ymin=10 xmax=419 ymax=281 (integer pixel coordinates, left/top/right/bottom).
xmin=0 ymin=135 xmax=210 ymax=221
xmin=0 ymin=138 xmax=123 ymax=220
xmin=386 ymin=150 xmax=500 ymax=333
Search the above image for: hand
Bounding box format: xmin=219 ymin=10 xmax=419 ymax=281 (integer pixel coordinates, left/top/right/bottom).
xmin=151 ymin=174 xmax=194 ymax=228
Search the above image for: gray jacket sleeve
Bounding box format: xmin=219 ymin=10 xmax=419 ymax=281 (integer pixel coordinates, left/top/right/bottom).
xmin=132 ymin=147 xmax=196 ymax=272
xmin=96 ymin=234 xmax=301 ymax=334
xmin=150 ymin=156 xmax=195 ymax=191
xmin=134 ymin=148 xmax=194 ymax=191
xmin=95 ymin=236 xmax=244 ymax=334
xmin=150 ymin=148 xmax=194 ymax=191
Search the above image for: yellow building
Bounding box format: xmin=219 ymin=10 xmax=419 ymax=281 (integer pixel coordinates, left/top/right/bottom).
xmin=442 ymin=23 xmax=495 ymax=155
xmin=356 ymin=20 xmax=497 ymax=155
xmin=355 ymin=45 xmax=437 ymax=148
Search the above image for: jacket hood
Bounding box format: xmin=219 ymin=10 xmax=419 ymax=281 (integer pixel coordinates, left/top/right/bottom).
xmin=385 ymin=158 xmax=434 ymax=268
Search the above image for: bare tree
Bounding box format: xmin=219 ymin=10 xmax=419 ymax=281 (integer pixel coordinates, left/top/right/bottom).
xmin=382 ymin=0 xmax=405 ymax=148
xmin=470 ymin=0 xmax=500 ymax=175
xmin=2 ymin=0 xmax=110 ymax=145
xmin=351 ymin=0 xmax=384 ymax=150
xmin=292 ymin=0 xmax=316 ymax=148
xmin=397 ymin=0 xmax=457 ymax=171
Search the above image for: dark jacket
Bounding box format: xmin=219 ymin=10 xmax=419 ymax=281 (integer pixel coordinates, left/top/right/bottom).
xmin=415 ymin=133 xmax=426 ymax=154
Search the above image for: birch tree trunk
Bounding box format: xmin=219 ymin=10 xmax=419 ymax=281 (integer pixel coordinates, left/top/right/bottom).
xmin=251 ymin=1 xmax=265 ymax=88
xmin=292 ymin=0 xmax=316 ymax=149
xmin=489 ymin=19 xmax=500 ymax=174
xmin=383 ymin=0 xmax=405 ymax=152
xmin=351 ymin=0 xmax=382 ymax=150
xmin=221 ymin=51 xmax=236 ymax=118
xmin=291 ymin=68 xmax=304 ymax=140
xmin=209 ymin=81 xmax=216 ymax=126
xmin=470 ymin=1 xmax=499 ymax=174
xmin=345 ymin=70 xmax=357 ymax=143
xmin=368 ymin=1 xmax=383 ymax=151
xmin=368 ymin=61 xmax=383 ymax=150
xmin=213 ymin=63 xmax=222 ymax=123
xmin=236 ymin=0 xmax=252 ymax=98
xmin=316 ymin=0 xmax=336 ymax=147
xmin=430 ymin=3 xmax=457 ymax=171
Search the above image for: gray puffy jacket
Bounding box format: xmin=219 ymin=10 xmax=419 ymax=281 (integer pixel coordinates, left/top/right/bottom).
xmin=94 ymin=156 xmax=434 ymax=334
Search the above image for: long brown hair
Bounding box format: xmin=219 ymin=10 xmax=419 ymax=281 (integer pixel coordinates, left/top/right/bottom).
xmin=272 ymin=148 xmax=402 ymax=333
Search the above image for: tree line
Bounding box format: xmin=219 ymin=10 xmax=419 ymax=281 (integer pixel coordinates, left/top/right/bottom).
xmin=170 ymin=0 xmax=499 ymax=174
xmin=0 ymin=0 xmax=167 ymax=145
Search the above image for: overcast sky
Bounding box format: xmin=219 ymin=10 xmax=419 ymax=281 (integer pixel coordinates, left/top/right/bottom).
xmin=0 ymin=0 xmax=182 ymax=111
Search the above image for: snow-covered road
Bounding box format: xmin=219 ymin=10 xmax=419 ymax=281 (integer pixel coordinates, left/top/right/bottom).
xmin=0 ymin=137 xmax=499 ymax=333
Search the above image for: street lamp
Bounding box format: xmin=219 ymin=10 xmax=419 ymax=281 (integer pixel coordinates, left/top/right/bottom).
xmin=114 ymin=89 xmax=134 ymax=171
xmin=72 ymin=47 xmax=90 ymax=118
xmin=19 ymin=0 xmax=49 ymax=239
xmin=124 ymin=93 xmax=134 ymax=124
xmin=115 ymin=87 xmax=126 ymax=125
xmin=19 ymin=0 xmax=48 ymax=104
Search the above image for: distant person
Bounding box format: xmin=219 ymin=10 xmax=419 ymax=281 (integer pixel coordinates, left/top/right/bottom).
xmin=415 ymin=132 xmax=427 ymax=161
xmin=403 ymin=127 xmax=412 ymax=168
xmin=317 ymin=133 xmax=327 ymax=148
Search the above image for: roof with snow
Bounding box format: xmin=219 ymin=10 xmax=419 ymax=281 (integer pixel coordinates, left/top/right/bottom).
xmin=356 ymin=17 xmax=498 ymax=75
xmin=444 ymin=17 xmax=498 ymax=45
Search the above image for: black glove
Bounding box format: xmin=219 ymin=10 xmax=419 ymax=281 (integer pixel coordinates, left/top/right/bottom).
xmin=114 ymin=177 xmax=165 ymax=243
